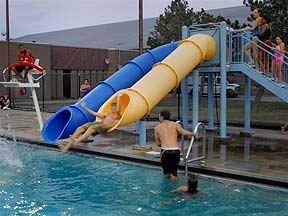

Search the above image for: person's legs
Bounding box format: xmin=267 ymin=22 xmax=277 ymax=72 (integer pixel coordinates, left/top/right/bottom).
xmin=271 ymin=60 xmax=276 ymax=81
xmin=160 ymin=150 xmax=170 ymax=177
xmin=257 ymin=52 xmax=265 ymax=74
xmin=252 ymin=36 xmax=259 ymax=68
xmin=244 ymin=42 xmax=254 ymax=64
xmin=169 ymin=150 xmax=180 ymax=180
xmin=72 ymin=126 xmax=96 ymax=144
xmin=264 ymin=53 xmax=270 ymax=77
xmin=23 ymin=66 xmax=30 ymax=82
xmin=11 ymin=66 xmax=24 ymax=81
xmin=58 ymin=123 xmax=91 ymax=153
xmin=276 ymin=64 xmax=283 ymax=85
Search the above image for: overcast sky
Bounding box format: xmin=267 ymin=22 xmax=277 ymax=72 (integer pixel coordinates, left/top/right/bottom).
xmin=0 ymin=0 xmax=243 ymax=39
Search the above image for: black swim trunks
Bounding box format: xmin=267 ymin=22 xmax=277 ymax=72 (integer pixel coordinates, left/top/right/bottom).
xmin=15 ymin=65 xmax=32 ymax=73
xmin=160 ymin=149 xmax=180 ymax=177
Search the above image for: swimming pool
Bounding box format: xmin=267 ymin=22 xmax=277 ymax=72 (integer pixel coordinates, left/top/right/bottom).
xmin=1 ymin=139 xmax=288 ymax=216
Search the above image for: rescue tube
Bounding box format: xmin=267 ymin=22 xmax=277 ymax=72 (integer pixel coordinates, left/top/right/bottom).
xmin=8 ymin=62 xmax=45 ymax=72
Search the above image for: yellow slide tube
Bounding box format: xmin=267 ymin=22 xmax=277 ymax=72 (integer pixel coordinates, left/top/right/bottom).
xmin=98 ymin=34 xmax=216 ymax=131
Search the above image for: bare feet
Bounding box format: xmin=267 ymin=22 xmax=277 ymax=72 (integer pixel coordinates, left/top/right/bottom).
xmin=57 ymin=136 xmax=80 ymax=154
xmin=57 ymin=142 xmax=69 ymax=153
xmin=57 ymin=137 xmax=74 ymax=153
xmin=281 ymin=126 xmax=286 ymax=134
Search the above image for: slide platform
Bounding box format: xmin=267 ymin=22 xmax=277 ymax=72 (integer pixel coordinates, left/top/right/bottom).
xmin=42 ymin=42 xmax=179 ymax=143
xmin=97 ymin=34 xmax=216 ymax=130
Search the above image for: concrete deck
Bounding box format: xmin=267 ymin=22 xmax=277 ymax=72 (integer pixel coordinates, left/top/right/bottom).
xmin=0 ymin=109 xmax=288 ymax=188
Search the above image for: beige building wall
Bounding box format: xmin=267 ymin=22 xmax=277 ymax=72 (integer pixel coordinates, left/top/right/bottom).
xmin=0 ymin=41 xmax=139 ymax=102
xmin=107 ymin=49 xmax=139 ymax=73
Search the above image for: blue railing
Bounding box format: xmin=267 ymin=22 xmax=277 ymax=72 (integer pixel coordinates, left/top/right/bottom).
xmin=229 ymin=30 xmax=288 ymax=84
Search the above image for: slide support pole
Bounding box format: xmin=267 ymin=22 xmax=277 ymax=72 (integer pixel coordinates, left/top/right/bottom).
xmin=181 ymin=25 xmax=189 ymax=130
xmin=138 ymin=118 xmax=146 ymax=147
xmin=207 ymin=73 xmax=214 ymax=130
xmin=244 ymin=75 xmax=251 ymax=133
xmin=220 ymin=21 xmax=227 ymax=138
xmin=192 ymin=69 xmax=199 ymax=130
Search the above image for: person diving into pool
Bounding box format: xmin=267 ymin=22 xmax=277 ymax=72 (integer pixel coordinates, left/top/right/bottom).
xmin=58 ymin=94 xmax=122 ymax=153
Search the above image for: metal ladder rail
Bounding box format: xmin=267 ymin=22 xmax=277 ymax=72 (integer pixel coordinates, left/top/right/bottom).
xmin=185 ymin=122 xmax=206 ymax=177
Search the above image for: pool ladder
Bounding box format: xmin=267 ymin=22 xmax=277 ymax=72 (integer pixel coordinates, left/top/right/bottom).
xmin=184 ymin=122 xmax=206 ymax=177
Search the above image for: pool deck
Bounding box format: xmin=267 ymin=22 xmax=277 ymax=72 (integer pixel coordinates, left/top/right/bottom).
xmin=1 ymin=109 xmax=288 ymax=188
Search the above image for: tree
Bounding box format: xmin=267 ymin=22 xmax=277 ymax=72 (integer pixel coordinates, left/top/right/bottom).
xmin=147 ymin=0 xmax=193 ymax=48
xmin=147 ymin=0 xmax=228 ymax=49
xmin=243 ymin=0 xmax=288 ymax=43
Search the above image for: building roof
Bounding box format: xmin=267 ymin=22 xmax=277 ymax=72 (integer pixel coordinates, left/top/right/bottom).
xmin=15 ymin=6 xmax=251 ymax=50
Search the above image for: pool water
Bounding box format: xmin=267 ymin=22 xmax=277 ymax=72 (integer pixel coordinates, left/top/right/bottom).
xmin=0 ymin=139 xmax=288 ymax=216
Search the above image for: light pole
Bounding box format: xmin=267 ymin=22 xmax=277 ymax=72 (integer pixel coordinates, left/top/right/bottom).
xmin=6 ymin=0 xmax=10 ymax=67
xmin=117 ymin=43 xmax=122 ymax=70
xmin=139 ymin=0 xmax=143 ymax=55
xmin=6 ymin=0 xmax=11 ymax=98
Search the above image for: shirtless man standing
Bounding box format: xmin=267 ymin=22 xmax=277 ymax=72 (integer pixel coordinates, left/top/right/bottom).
xmin=154 ymin=110 xmax=197 ymax=180
xmin=59 ymin=94 xmax=121 ymax=153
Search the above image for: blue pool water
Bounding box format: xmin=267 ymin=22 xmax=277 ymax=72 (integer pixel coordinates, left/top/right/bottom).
xmin=1 ymin=139 xmax=288 ymax=216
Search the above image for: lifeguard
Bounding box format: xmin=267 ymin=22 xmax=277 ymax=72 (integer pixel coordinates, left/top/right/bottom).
xmin=11 ymin=44 xmax=35 ymax=82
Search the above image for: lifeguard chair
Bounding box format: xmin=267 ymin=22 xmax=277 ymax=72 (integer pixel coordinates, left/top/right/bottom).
xmin=0 ymin=59 xmax=46 ymax=130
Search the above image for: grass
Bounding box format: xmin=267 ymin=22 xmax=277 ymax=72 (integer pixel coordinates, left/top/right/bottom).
xmin=149 ymin=94 xmax=288 ymax=126
xmin=14 ymin=93 xmax=288 ymax=126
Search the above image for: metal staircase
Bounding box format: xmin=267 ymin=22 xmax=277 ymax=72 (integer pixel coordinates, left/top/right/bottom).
xmin=229 ymin=31 xmax=288 ymax=102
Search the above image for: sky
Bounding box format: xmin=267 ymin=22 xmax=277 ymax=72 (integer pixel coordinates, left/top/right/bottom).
xmin=0 ymin=0 xmax=243 ymax=40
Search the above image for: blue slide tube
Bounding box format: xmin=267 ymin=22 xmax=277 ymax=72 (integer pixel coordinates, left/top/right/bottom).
xmin=42 ymin=42 xmax=179 ymax=144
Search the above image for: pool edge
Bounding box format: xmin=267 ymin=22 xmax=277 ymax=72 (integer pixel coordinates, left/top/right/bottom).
xmin=2 ymin=134 xmax=288 ymax=189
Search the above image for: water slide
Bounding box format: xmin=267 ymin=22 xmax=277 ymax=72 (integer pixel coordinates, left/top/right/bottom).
xmin=42 ymin=41 xmax=179 ymax=143
xmin=97 ymin=34 xmax=216 ymax=130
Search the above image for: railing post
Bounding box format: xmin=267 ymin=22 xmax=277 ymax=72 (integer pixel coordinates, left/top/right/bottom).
xmin=207 ymin=73 xmax=214 ymax=130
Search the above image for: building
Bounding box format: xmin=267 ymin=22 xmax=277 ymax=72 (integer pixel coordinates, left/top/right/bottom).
xmin=15 ymin=6 xmax=251 ymax=50
xmin=0 ymin=6 xmax=251 ymax=101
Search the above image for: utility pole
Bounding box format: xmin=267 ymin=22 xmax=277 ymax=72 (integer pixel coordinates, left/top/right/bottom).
xmin=139 ymin=0 xmax=143 ymax=55
xmin=117 ymin=43 xmax=122 ymax=70
xmin=6 ymin=0 xmax=11 ymax=97
xmin=6 ymin=0 xmax=11 ymax=66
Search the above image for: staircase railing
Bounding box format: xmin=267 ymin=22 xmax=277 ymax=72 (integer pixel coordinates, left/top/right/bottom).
xmin=229 ymin=31 xmax=288 ymax=84
xmin=185 ymin=122 xmax=206 ymax=177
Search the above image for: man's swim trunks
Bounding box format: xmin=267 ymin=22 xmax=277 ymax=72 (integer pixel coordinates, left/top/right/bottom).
xmin=81 ymin=122 xmax=108 ymax=136
xmin=160 ymin=148 xmax=180 ymax=177
xmin=15 ymin=65 xmax=33 ymax=73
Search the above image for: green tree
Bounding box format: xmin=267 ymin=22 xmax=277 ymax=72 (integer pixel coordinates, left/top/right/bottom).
xmin=243 ymin=0 xmax=288 ymax=43
xmin=147 ymin=1 xmax=226 ymax=49
xmin=147 ymin=0 xmax=244 ymax=49
xmin=147 ymin=0 xmax=194 ymax=48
